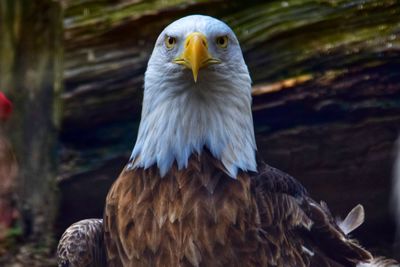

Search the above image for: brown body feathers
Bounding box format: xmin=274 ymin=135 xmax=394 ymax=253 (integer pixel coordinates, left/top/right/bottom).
xmin=103 ymin=151 xmax=376 ymax=267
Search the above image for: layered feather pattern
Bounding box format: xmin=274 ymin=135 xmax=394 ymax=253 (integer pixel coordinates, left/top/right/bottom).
xmin=104 ymin=150 xmax=376 ymax=267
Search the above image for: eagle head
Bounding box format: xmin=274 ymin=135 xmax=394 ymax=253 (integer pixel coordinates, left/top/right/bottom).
xmin=130 ymin=15 xmax=257 ymax=178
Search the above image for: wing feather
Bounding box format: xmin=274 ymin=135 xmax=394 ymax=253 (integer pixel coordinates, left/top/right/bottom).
xmin=57 ymin=218 xmax=106 ymax=267
xmin=253 ymin=162 xmax=373 ymax=267
xmin=337 ymin=204 xmax=365 ymax=235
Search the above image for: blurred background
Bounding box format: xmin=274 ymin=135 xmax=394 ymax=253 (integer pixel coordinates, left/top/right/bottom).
xmin=0 ymin=0 xmax=399 ymax=266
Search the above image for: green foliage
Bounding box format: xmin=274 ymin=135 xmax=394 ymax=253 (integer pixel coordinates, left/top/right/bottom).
xmin=5 ymin=225 xmax=23 ymax=240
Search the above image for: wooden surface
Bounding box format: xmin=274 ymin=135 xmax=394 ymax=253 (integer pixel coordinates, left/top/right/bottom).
xmin=58 ymin=0 xmax=400 ymax=260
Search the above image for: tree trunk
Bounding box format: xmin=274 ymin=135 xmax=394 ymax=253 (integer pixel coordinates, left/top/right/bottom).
xmin=0 ymin=0 xmax=62 ymax=247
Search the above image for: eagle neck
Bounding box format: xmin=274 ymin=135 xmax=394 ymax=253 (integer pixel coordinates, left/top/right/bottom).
xmin=129 ymin=68 xmax=257 ymax=178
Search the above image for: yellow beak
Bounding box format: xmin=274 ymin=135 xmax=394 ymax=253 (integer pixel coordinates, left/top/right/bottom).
xmin=174 ymin=32 xmax=220 ymax=82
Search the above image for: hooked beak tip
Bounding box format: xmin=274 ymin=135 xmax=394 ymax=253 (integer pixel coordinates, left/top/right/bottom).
xmin=192 ymin=69 xmax=198 ymax=83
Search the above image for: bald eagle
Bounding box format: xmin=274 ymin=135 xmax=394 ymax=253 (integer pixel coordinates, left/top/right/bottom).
xmin=57 ymin=15 xmax=399 ymax=267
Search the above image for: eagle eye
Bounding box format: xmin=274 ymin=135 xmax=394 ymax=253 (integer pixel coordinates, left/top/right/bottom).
xmin=216 ymin=36 xmax=228 ymax=48
xmin=165 ymin=36 xmax=176 ymax=49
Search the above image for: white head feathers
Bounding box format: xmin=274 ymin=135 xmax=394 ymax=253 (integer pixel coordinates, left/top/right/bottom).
xmin=129 ymin=15 xmax=257 ymax=178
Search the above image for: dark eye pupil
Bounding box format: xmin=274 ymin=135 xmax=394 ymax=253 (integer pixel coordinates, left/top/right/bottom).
xmin=219 ymin=38 xmax=225 ymax=45
xmin=168 ymin=37 xmax=174 ymax=45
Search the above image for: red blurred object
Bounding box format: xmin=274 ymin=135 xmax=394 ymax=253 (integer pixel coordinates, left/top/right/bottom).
xmin=0 ymin=92 xmax=12 ymax=121
xmin=0 ymin=92 xmax=16 ymax=241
